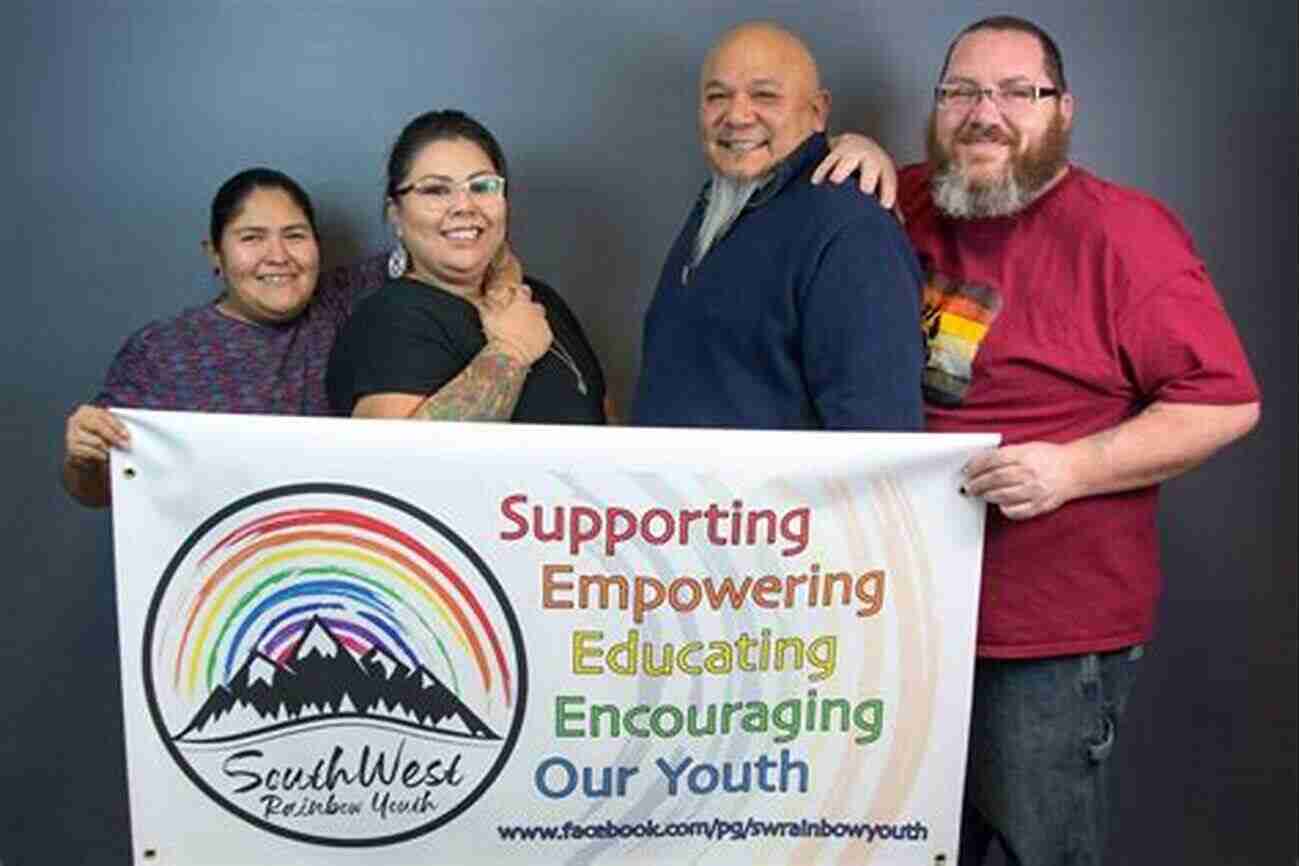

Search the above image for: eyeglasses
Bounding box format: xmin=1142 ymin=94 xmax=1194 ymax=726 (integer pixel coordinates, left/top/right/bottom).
xmin=934 ymin=83 xmax=1060 ymax=113
xmin=393 ymin=174 xmax=506 ymax=207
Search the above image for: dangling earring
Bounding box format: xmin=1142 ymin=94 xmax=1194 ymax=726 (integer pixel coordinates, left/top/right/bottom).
xmin=387 ymin=244 xmax=408 ymax=279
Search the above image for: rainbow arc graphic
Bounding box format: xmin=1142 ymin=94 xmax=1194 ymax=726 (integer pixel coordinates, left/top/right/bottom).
xmin=165 ymin=507 xmax=513 ymax=715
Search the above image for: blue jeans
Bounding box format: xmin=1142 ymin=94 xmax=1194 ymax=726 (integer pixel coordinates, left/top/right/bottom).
xmin=959 ymin=646 xmax=1143 ymax=866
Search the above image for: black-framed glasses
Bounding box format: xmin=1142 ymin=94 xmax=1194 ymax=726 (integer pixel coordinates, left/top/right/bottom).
xmin=393 ymin=174 xmax=506 ymax=207
xmin=934 ymin=83 xmax=1060 ymax=113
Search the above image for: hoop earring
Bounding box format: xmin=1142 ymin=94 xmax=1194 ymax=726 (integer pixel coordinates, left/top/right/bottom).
xmin=387 ymin=244 xmax=409 ymax=279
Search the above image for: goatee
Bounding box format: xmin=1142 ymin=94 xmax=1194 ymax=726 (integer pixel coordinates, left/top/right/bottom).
xmin=694 ymin=172 xmax=767 ymax=265
xmin=928 ymin=110 xmax=1071 ymax=219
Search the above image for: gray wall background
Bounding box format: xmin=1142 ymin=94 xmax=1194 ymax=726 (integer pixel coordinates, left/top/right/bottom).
xmin=3 ymin=1 xmax=1293 ymax=864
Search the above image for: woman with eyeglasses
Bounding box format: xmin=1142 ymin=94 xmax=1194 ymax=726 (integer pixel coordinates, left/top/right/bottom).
xmin=326 ymin=109 xmax=606 ymax=426
xmin=62 ymin=167 xmax=384 ymax=508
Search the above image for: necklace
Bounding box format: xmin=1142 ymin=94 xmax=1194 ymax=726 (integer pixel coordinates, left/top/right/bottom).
xmin=547 ymin=336 xmax=588 ymax=395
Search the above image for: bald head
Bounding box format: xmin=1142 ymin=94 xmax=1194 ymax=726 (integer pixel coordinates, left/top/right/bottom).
xmin=703 ymin=22 xmax=822 ymax=92
xmin=699 ymin=21 xmax=830 ymax=180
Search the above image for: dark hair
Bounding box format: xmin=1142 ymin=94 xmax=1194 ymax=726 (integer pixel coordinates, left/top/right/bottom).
xmin=209 ymin=167 xmax=317 ymax=244
xmin=385 ymin=109 xmax=508 ymax=202
xmin=939 ymin=15 xmax=1068 ymax=92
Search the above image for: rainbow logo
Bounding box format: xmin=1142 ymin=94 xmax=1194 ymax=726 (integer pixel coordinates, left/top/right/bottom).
xmin=141 ymin=484 xmax=527 ymax=847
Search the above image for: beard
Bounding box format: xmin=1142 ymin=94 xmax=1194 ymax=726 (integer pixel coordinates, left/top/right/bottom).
xmin=927 ymin=109 xmax=1071 ymax=219
xmin=693 ymin=171 xmax=766 ymax=265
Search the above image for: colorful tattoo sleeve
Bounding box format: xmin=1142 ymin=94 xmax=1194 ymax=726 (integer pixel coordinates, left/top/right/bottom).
xmin=417 ymin=345 xmax=529 ymax=422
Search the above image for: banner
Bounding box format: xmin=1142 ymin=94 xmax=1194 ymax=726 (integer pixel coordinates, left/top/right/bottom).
xmin=111 ymin=409 xmax=995 ymax=865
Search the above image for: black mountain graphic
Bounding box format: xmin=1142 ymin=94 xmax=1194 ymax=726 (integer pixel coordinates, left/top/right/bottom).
xmin=173 ymin=616 xmax=499 ymax=743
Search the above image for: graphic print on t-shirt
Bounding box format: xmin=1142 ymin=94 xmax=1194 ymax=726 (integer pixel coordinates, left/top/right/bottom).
xmin=920 ymin=269 xmax=1001 ymax=406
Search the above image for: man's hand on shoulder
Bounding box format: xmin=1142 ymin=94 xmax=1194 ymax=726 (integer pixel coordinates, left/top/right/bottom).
xmin=812 ymin=133 xmax=899 ymax=211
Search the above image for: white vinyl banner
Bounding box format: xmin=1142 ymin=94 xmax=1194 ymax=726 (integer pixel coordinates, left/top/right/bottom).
xmin=110 ymin=409 xmax=996 ymax=866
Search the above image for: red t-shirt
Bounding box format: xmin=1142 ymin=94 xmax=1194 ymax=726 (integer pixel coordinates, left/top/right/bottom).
xmin=899 ymin=164 xmax=1259 ymax=658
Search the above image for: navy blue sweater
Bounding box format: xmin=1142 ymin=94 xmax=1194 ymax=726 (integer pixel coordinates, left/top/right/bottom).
xmin=632 ymin=133 xmax=924 ymax=431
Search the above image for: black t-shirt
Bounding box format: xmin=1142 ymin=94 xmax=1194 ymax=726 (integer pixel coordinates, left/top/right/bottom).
xmin=326 ymin=276 xmax=606 ymax=424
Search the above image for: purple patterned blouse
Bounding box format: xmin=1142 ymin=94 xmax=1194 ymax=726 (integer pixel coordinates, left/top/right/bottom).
xmin=95 ymin=256 xmax=385 ymax=416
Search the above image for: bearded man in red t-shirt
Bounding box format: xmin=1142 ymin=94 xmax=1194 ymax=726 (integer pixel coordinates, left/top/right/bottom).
xmin=820 ymin=14 xmax=1259 ymax=866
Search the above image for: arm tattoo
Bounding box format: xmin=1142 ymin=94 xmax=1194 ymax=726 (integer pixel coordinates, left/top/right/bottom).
xmin=417 ymin=345 xmax=529 ymax=422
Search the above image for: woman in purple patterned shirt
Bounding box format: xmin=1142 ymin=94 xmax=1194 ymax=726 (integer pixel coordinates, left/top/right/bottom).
xmin=60 ymin=168 xmax=358 ymax=508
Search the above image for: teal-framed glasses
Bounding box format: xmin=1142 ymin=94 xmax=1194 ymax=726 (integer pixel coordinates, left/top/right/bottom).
xmin=393 ymin=174 xmax=506 ymax=207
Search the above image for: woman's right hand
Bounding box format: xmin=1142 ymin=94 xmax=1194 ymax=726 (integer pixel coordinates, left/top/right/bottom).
xmin=478 ymin=283 xmax=552 ymax=366
xmin=64 ymin=404 xmax=129 ymax=467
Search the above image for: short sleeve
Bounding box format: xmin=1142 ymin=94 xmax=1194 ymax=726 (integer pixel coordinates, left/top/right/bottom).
xmin=325 ymin=286 xmax=479 ymax=414
xmin=95 ymin=333 xmax=158 ymax=408
xmin=1117 ymin=267 xmax=1260 ymax=405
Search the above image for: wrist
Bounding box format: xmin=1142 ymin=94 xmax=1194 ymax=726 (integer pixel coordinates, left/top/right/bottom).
xmin=484 ymin=337 xmax=534 ymax=368
xmin=64 ymin=452 xmax=106 ymax=472
xmin=1061 ymin=438 xmax=1102 ymax=503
